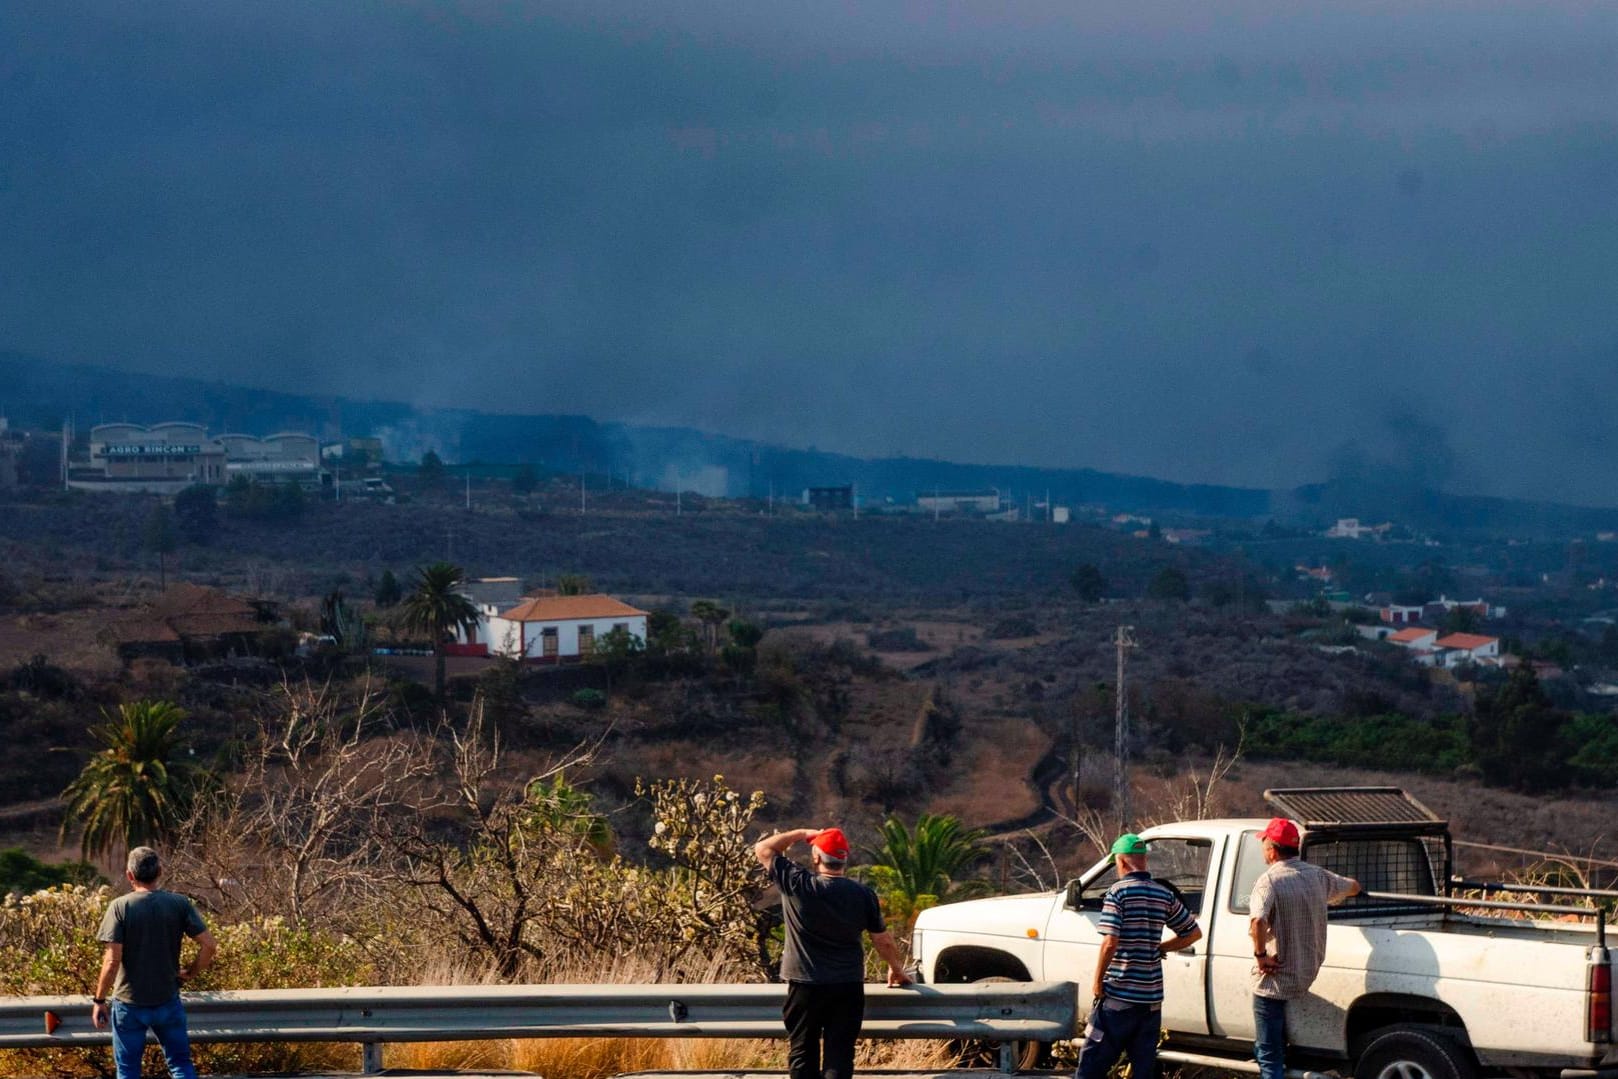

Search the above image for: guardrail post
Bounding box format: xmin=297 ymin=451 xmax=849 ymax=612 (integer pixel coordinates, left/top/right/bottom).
xmin=361 ymin=1041 xmax=383 ymax=1075
xmin=997 ymin=1040 xmax=1016 ymax=1074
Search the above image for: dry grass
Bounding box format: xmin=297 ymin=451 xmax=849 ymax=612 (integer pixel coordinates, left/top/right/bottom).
xmin=379 ymin=958 xmax=961 ymax=1078
xmin=619 ymin=743 xmax=798 ymax=806
xmin=926 ymin=717 xmax=1049 ymax=825
xmin=387 ymin=1033 xmax=959 ymax=1077
xmin=0 ymin=610 xmax=122 ymax=674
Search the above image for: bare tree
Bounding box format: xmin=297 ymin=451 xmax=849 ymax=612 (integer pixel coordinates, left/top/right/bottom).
xmin=383 ymin=700 xmax=601 ymax=978
xmin=1150 ymin=721 xmax=1246 ymax=826
xmin=167 ymin=677 xmax=437 ymax=930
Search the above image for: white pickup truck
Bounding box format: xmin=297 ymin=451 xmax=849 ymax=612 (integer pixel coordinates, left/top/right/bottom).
xmin=911 ymin=788 xmax=1616 ymax=1079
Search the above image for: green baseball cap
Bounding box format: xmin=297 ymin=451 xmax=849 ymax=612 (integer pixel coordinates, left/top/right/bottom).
xmin=1110 ymin=833 xmax=1149 ymax=855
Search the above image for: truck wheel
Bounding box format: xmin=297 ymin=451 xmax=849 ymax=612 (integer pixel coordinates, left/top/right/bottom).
xmin=975 ymin=976 xmax=1044 ymax=1071
xmin=1354 ymin=1027 xmax=1476 ymax=1079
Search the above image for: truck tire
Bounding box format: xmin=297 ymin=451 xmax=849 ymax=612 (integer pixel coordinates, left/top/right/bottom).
xmin=1354 ymin=1027 xmax=1476 ymax=1079
xmin=975 ymin=976 xmax=1044 ymax=1071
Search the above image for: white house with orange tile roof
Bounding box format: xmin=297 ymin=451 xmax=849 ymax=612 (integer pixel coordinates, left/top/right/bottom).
xmin=1433 ymin=632 xmax=1500 ymax=667
xmin=483 ymin=593 xmax=649 ymax=663
xmin=1387 ymin=627 xmax=1438 ymax=651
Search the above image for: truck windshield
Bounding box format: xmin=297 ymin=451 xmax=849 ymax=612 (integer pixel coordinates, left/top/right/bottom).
xmin=1078 ymin=838 xmax=1213 ymax=913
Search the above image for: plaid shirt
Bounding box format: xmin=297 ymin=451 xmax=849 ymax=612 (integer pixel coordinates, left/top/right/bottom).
xmin=1250 ymin=858 xmax=1356 ymax=999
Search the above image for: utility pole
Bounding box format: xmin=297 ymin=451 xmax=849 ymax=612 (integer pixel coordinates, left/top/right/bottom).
xmin=1068 ymin=697 xmax=1083 ymax=817
xmin=1113 ymin=625 xmax=1137 ymax=832
xmin=580 ymin=473 xmax=586 ymax=514
xmin=464 ymin=469 xmax=471 ymax=511
xmin=676 ymin=473 xmax=682 ymax=516
xmin=61 ymin=417 xmax=72 ymax=491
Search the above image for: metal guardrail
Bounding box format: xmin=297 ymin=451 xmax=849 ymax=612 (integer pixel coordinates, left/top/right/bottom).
xmin=0 ymin=982 xmax=1078 ymax=1075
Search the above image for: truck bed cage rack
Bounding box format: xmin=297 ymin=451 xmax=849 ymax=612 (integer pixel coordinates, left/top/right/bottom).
xmin=1365 ymin=890 xmax=1608 ymax=948
xmin=1265 ymin=787 xmax=1449 ymax=837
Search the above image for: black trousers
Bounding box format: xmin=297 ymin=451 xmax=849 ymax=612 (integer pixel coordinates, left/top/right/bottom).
xmin=783 ymin=981 xmax=865 ymax=1079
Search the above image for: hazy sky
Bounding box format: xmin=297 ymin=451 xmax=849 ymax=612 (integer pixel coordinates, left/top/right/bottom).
xmin=4 ymin=2 xmax=1616 ymax=501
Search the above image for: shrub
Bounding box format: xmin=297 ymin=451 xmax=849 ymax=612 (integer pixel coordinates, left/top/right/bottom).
xmin=866 ymin=626 xmax=930 ymax=652
xmin=571 ymin=688 xmax=607 ymax=710
xmin=0 ymin=850 xmax=99 ymax=896
xmin=7 ymin=655 xmax=81 ymax=700
xmin=985 ymin=616 xmax=1037 ymax=640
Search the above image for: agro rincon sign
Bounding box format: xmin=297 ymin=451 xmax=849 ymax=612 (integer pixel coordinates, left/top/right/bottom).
xmin=101 ymin=444 xmax=204 ymax=456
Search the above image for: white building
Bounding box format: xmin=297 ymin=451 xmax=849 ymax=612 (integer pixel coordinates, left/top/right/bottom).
xmin=478 ymin=594 xmax=649 ymax=663
xmin=917 ymin=489 xmax=1001 ymax=515
xmin=447 ymin=578 xmax=526 ymax=655
xmin=67 ymin=422 xmax=326 ymax=494
xmin=1388 ymin=627 xmax=1438 ymax=652
xmin=1326 ymin=517 xmax=1391 ymax=539
xmin=1433 ymin=633 xmax=1500 ymax=667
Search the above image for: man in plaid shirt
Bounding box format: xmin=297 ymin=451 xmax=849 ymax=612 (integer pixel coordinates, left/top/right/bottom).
xmin=1249 ymin=818 xmax=1361 ymax=1079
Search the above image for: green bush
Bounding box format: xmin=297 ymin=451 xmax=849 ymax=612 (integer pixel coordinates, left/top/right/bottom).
xmin=571 ymin=688 xmax=607 ymax=710
xmin=0 ymin=850 xmax=99 ymax=896
xmin=1244 ymin=710 xmax=1471 ymax=773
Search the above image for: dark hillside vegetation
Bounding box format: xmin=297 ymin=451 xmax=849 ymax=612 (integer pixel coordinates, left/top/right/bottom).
xmin=0 ymin=491 xmax=1235 ymax=605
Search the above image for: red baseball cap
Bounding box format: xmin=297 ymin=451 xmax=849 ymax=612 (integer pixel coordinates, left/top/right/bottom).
xmin=811 ymin=828 xmax=850 ymax=860
xmin=1259 ymin=817 xmax=1300 ymax=847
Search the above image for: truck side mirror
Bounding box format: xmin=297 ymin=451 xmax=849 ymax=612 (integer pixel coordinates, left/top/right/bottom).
xmin=1064 ymin=880 xmax=1084 ymax=910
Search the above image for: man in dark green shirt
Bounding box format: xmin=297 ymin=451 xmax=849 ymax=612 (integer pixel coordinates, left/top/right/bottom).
xmin=92 ymin=847 xmax=217 ymax=1079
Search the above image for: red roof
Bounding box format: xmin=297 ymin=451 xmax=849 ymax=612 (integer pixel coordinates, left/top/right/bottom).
xmin=1389 ymin=627 xmax=1435 ymax=643
xmin=498 ymin=594 xmax=648 ymax=623
xmin=1435 ymin=633 xmax=1497 ymax=650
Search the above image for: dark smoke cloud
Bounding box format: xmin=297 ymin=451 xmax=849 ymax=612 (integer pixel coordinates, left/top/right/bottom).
xmin=1 ymin=1 xmax=1615 ymax=502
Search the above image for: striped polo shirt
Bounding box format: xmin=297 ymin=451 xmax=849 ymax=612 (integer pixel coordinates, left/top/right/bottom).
xmin=1097 ymin=871 xmax=1198 ymax=1004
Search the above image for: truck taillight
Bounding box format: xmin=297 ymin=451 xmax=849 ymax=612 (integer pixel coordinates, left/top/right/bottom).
xmin=1590 ymin=958 xmax=1612 ymax=1044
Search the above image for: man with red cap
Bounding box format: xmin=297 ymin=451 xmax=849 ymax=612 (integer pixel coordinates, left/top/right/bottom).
xmin=755 ymin=826 xmax=912 ymax=1079
xmin=1248 ymin=817 xmax=1361 ymax=1079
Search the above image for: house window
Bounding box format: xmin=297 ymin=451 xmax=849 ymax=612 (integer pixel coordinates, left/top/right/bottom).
xmin=613 ymin=622 xmax=628 ymax=634
xmin=578 ymin=625 xmax=594 ymax=655
xmin=541 ymin=627 xmax=558 ymax=657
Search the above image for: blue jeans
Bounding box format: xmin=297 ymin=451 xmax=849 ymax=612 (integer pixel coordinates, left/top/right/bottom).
xmin=1253 ymin=995 xmax=1288 ymax=1079
xmin=110 ymin=996 xmax=199 ymax=1079
xmin=1076 ymin=1002 xmax=1161 ymax=1079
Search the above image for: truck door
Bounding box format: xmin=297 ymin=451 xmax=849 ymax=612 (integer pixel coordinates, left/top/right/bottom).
xmin=1206 ymin=829 xmax=1266 ymax=1039
xmin=1041 ymin=836 xmax=1215 ymax=1036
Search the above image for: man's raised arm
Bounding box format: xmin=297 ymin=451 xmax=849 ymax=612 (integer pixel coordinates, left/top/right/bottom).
xmin=753 ymin=828 xmax=820 ymax=870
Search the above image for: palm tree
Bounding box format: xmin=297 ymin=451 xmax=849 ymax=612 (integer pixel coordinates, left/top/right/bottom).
xmin=400 ymin=561 xmax=481 ymax=699
xmin=61 ymin=700 xmax=199 ymax=864
xmin=555 ymin=573 xmax=592 ymax=596
xmin=859 ymin=814 xmax=991 ymax=926
xmin=690 ymin=600 xmax=730 ymax=652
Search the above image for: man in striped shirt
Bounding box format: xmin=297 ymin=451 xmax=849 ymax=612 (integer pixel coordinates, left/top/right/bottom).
xmin=1076 ymin=834 xmax=1203 ymax=1079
